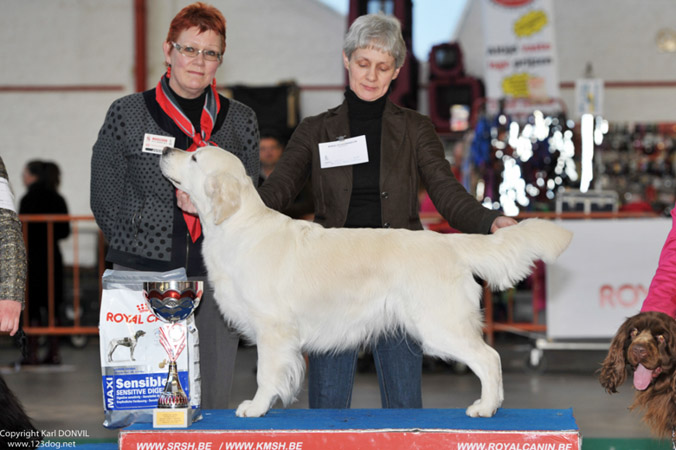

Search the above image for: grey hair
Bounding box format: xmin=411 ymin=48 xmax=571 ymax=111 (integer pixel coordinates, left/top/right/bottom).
xmin=343 ymin=14 xmax=407 ymax=68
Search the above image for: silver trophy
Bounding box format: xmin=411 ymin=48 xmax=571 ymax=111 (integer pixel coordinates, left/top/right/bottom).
xmin=143 ymin=281 xmax=203 ymax=410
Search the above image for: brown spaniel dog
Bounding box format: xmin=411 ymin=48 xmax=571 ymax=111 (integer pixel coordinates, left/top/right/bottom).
xmin=599 ymin=311 xmax=676 ymax=437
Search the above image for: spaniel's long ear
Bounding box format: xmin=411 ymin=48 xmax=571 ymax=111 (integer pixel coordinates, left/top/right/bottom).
xmin=599 ymin=317 xmax=633 ymax=393
xmin=667 ymin=316 xmax=676 ymax=394
xmin=205 ymin=172 xmax=242 ymax=224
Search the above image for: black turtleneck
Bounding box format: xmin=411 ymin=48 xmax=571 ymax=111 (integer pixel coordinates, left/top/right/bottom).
xmin=166 ymin=85 xmax=230 ymax=136
xmin=344 ymin=87 xmax=387 ymax=228
xmin=173 ymin=88 xmax=207 ymax=132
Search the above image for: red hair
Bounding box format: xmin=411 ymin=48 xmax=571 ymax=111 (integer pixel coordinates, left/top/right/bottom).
xmin=166 ymin=2 xmax=227 ymax=53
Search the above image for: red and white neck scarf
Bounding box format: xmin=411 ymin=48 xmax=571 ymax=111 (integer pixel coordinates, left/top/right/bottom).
xmin=155 ymin=69 xmax=220 ymax=242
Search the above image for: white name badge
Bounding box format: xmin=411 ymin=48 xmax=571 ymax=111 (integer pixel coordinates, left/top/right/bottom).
xmin=0 ymin=178 xmax=16 ymax=213
xmin=142 ymin=133 xmax=176 ymax=155
xmin=318 ymin=135 xmax=369 ymax=169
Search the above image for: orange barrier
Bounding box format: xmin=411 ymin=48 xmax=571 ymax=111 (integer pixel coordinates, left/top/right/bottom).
xmin=19 ymin=214 xmax=105 ymax=336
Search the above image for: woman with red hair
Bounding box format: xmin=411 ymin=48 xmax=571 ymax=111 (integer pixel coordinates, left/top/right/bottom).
xmin=91 ymin=2 xmax=259 ymax=411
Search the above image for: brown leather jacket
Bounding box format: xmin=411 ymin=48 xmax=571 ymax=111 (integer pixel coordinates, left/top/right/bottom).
xmin=258 ymin=99 xmax=500 ymax=234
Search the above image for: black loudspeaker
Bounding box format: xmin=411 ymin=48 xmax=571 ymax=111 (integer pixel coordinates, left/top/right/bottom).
xmin=427 ymin=78 xmax=484 ymax=133
xmin=427 ymin=41 xmax=483 ymax=132
xmin=229 ymin=82 xmax=300 ymax=142
xmin=429 ymin=43 xmax=464 ymax=80
xmin=390 ymin=52 xmax=419 ymax=110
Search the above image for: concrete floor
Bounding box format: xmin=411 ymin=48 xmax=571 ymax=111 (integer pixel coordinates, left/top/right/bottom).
xmin=0 ymin=333 xmax=658 ymax=444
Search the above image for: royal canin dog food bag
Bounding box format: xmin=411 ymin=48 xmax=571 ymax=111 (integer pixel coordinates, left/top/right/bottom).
xmin=99 ymin=269 xmax=201 ymax=428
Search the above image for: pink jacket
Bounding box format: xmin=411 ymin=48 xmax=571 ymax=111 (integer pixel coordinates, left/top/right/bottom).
xmin=641 ymin=206 xmax=676 ymax=318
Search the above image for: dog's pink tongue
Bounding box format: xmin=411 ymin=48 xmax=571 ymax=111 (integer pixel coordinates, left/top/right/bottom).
xmin=633 ymin=364 xmax=653 ymax=391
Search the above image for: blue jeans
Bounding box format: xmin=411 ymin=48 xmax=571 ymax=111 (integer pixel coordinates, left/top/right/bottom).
xmin=308 ymin=331 xmax=423 ymax=408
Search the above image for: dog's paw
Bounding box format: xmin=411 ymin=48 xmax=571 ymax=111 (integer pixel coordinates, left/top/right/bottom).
xmin=235 ymin=400 xmax=269 ymax=418
xmin=465 ymin=399 xmax=499 ymax=418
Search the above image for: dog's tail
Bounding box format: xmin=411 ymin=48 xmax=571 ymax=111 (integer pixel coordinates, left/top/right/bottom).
xmin=459 ymin=218 xmax=572 ymax=290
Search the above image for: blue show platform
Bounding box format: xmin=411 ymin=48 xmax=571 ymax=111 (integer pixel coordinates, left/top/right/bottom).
xmin=119 ymin=408 xmax=580 ymax=450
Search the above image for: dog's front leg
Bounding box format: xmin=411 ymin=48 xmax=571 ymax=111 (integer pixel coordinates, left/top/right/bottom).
xmin=236 ymin=329 xmax=305 ymax=418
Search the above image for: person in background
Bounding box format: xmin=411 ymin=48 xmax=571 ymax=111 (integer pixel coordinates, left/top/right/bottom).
xmin=258 ymin=13 xmax=516 ymax=409
xmin=90 ymin=2 xmax=259 ymax=409
xmin=19 ymin=160 xmax=70 ymax=365
xmin=258 ymin=132 xmax=285 ymax=186
xmin=641 ymin=204 xmax=676 ymax=318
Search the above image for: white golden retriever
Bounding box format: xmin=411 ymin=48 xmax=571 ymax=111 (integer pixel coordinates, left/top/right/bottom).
xmin=160 ymin=146 xmax=572 ymax=418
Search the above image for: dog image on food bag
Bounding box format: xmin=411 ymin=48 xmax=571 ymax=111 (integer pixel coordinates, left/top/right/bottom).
xmin=107 ymin=330 xmax=146 ymax=362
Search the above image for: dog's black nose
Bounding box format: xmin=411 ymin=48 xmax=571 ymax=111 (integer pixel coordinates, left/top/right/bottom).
xmin=162 ymin=146 xmax=173 ymax=156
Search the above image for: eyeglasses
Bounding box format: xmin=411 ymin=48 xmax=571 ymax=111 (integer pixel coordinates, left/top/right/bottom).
xmin=171 ymin=42 xmax=222 ymax=62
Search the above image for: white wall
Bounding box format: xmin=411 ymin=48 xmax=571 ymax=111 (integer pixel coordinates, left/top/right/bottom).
xmin=456 ymin=0 xmax=676 ymax=122
xmin=1 ymin=0 xmax=134 ymax=217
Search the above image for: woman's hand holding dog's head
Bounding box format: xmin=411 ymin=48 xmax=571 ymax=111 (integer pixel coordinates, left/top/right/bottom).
xmin=177 ymin=190 xmax=198 ymax=215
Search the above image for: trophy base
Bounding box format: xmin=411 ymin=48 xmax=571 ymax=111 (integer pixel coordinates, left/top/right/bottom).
xmin=153 ymin=408 xmax=189 ymax=428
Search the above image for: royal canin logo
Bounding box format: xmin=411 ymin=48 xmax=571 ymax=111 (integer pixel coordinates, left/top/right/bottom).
xmin=106 ymin=306 xmax=158 ymax=324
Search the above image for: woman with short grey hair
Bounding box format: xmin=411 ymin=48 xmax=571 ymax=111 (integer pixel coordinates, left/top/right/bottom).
xmin=259 ymin=13 xmax=515 ymax=410
xmin=342 ymin=13 xmax=407 ymax=69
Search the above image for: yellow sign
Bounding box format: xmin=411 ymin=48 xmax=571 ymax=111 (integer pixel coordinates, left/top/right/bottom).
xmin=502 ymin=73 xmax=530 ymax=98
xmin=514 ymin=10 xmax=548 ymax=37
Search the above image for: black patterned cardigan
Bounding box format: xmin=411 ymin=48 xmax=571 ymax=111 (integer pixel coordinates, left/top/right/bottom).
xmin=90 ymin=90 xmax=259 ymax=271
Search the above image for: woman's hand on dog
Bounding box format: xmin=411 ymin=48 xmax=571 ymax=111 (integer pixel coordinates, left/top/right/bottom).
xmin=491 ymin=216 xmax=518 ymax=233
xmin=177 ymin=190 xmax=198 ymax=215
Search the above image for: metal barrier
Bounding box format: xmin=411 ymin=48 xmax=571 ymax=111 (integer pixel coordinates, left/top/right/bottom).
xmin=19 ymin=214 xmax=105 ymax=336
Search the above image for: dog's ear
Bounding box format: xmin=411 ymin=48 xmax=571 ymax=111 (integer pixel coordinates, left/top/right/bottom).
xmin=599 ymin=316 xmax=634 ymax=393
xmin=665 ymin=316 xmax=676 ymax=392
xmin=205 ymin=172 xmax=242 ymax=224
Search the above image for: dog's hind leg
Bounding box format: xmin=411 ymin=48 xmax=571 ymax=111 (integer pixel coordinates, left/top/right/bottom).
xmin=235 ymin=328 xmax=305 ymax=418
xmin=459 ymin=342 xmax=503 ymax=417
